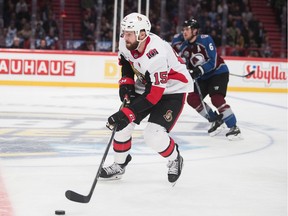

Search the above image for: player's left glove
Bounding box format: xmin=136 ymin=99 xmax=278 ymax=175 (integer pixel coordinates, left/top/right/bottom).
xmin=189 ymin=66 xmax=204 ymax=79
xmin=106 ymin=107 xmax=136 ymax=131
xmin=119 ymin=77 xmax=136 ymax=103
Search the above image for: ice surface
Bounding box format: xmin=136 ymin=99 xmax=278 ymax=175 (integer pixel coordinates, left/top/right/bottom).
xmin=0 ymin=86 xmax=287 ymax=216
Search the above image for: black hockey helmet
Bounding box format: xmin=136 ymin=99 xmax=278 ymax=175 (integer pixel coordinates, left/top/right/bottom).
xmin=183 ymin=18 xmax=199 ymax=29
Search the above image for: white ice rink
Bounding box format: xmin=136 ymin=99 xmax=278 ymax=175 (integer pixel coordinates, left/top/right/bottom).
xmin=0 ymin=86 xmax=287 ymax=216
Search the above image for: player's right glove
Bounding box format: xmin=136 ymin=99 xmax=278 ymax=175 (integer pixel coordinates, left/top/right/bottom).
xmin=119 ymin=77 xmax=136 ymax=103
xmin=189 ymin=66 xmax=204 ymax=79
xmin=106 ymin=107 xmax=136 ymax=131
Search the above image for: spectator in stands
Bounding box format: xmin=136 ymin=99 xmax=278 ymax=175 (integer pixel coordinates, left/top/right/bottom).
xmin=5 ymin=21 xmax=17 ymax=47
xmin=18 ymin=22 xmax=32 ymax=48
xmin=248 ymin=15 xmax=260 ymax=40
xmin=214 ymin=16 xmax=223 ymax=37
xmin=231 ymin=28 xmax=245 ymax=56
xmin=35 ymin=23 xmax=46 ymax=39
xmin=16 ymin=2 xmax=30 ymax=24
xmin=242 ymin=5 xmax=253 ymax=23
xmin=77 ymin=39 xmax=95 ymax=51
xmin=40 ymin=0 xmax=53 ymax=21
xmin=42 ymin=11 xmax=59 ymax=37
xmin=208 ymin=3 xmax=218 ymax=28
xmin=241 ymin=21 xmax=250 ymax=48
xmin=254 ymin=22 xmax=266 ymax=47
xmin=248 ymin=39 xmax=261 ymax=57
xmin=35 ymin=11 xmax=44 ymax=27
xmin=10 ymin=36 xmax=23 ymax=48
xmin=262 ymin=43 xmax=273 ymax=57
xmin=99 ymin=16 xmax=112 ymax=41
xmin=83 ymin=22 xmax=95 ymax=41
xmin=203 ymin=19 xmax=213 ymax=35
xmin=15 ymin=0 xmax=28 ymax=14
xmin=229 ymin=2 xmax=243 ymax=29
xmin=81 ymin=10 xmax=94 ymax=38
xmin=37 ymin=38 xmax=49 ymax=49
xmin=45 ymin=27 xmax=58 ymax=48
xmin=211 ymin=29 xmax=221 ymax=47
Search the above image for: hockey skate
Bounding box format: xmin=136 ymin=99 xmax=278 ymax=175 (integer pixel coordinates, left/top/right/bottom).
xmin=226 ymin=126 xmax=241 ymax=140
xmin=208 ymin=118 xmax=225 ymax=136
xmin=167 ymin=145 xmax=183 ymax=186
xmin=100 ymin=154 xmax=132 ymax=180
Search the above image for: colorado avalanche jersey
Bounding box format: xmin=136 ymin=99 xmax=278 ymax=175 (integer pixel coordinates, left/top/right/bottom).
xmin=118 ymin=33 xmax=193 ymax=96
xmin=179 ymin=34 xmax=229 ymax=80
xmin=171 ymin=33 xmax=185 ymax=53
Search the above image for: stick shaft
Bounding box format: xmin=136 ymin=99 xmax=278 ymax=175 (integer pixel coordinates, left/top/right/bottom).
xmin=65 ymin=99 xmax=127 ymax=203
xmin=230 ymin=70 xmax=255 ymax=77
xmin=194 ymin=79 xmax=210 ymax=120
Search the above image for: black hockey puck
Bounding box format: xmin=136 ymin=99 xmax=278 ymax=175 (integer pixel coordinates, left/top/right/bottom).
xmin=55 ymin=210 xmax=65 ymax=215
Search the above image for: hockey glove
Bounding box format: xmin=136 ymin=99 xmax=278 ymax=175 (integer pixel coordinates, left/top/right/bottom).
xmin=189 ymin=66 xmax=204 ymax=79
xmin=106 ymin=107 xmax=136 ymax=131
xmin=119 ymin=77 xmax=136 ymax=103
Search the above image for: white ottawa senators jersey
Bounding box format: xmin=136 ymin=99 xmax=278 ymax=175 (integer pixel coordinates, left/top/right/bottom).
xmin=118 ymin=33 xmax=193 ymax=95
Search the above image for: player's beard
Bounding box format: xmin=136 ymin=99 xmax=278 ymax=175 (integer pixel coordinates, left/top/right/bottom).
xmin=126 ymin=40 xmax=139 ymax=50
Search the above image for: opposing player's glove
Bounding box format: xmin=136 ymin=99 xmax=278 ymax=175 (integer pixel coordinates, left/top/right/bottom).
xmin=106 ymin=107 xmax=136 ymax=131
xmin=189 ymin=66 xmax=204 ymax=79
xmin=119 ymin=77 xmax=136 ymax=103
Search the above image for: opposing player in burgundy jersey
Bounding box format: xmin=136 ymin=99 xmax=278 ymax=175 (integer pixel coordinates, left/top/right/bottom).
xmin=100 ymin=12 xmax=193 ymax=185
xmin=179 ymin=18 xmax=241 ymax=140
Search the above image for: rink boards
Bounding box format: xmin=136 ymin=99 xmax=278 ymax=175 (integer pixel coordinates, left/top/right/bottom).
xmin=0 ymin=49 xmax=287 ymax=93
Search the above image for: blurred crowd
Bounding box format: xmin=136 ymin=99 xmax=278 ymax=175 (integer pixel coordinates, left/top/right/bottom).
xmin=0 ymin=0 xmax=286 ymax=57
xmin=1 ymin=0 xmax=59 ymax=49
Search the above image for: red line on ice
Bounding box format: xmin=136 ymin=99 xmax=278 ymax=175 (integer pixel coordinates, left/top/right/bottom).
xmin=0 ymin=173 xmax=14 ymax=216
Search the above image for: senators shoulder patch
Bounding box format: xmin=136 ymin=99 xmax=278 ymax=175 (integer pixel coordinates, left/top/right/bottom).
xmin=146 ymin=48 xmax=159 ymax=59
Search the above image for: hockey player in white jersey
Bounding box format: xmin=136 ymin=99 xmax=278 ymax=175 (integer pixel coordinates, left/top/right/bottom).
xmin=100 ymin=12 xmax=193 ymax=184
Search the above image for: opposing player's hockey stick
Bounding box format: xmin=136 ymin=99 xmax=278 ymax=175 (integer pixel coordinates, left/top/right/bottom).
xmin=65 ymin=98 xmax=128 ymax=203
xmin=230 ymin=70 xmax=255 ymax=78
xmin=194 ymin=78 xmax=210 ymax=121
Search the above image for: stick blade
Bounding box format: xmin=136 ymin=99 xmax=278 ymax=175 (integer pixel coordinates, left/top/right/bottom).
xmin=65 ymin=190 xmax=91 ymax=203
xmin=247 ymin=70 xmax=255 ymax=76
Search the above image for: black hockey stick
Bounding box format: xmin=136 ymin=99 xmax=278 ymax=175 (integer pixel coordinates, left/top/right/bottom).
xmin=230 ymin=70 xmax=255 ymax=78
xmin=65 ymin=98 xmax=127 ymax=203
xmin=194 ymin=78 xmax=223 ymax=123
xmin=194 ymin=78 xmax=210 ymax=121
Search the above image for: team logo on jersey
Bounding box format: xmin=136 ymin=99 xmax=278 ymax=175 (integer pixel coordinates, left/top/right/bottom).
xmin=146 ymin=48 xmax=159 ymax=59
xmin=191 ymin=53 xmax=205 ymax=66
xmin=133 ymin=52 xmax=139 ymax=58
xmin=183 ymin=50 xmax=190 ymax=59
xmin=163 ymin=110 xmax=173 ymax=122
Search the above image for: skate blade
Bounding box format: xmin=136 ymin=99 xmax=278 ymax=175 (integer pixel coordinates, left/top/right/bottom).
xmin=227 ymin=133 xmax=242 ymax=141
xmin=208 ymin=124 xmax=225 ymax=137
xmin=99 ymin=175 xmax=123 ymax=181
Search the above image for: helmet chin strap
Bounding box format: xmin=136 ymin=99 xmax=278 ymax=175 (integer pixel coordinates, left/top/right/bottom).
xmin=136 ymin=33 xmax=149 ymax=50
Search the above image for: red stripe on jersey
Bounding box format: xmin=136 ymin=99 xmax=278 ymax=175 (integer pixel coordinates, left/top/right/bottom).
xmin=168 ymin=68 xmax=189 ymax=83
xmin=146 ymin=85 xmax=165 ymax=105
xmin=167 ymin=93 xmax=186 ymax=132
xmin=159 ymin=138 xmax=175 ymax=158
xmin=113 ymin=138 xmax=132 ymax=152
xmin=121 ymin=107 xmax=136 ymax=122
xmin=130 ymin=37 xmax=151 ymax=59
